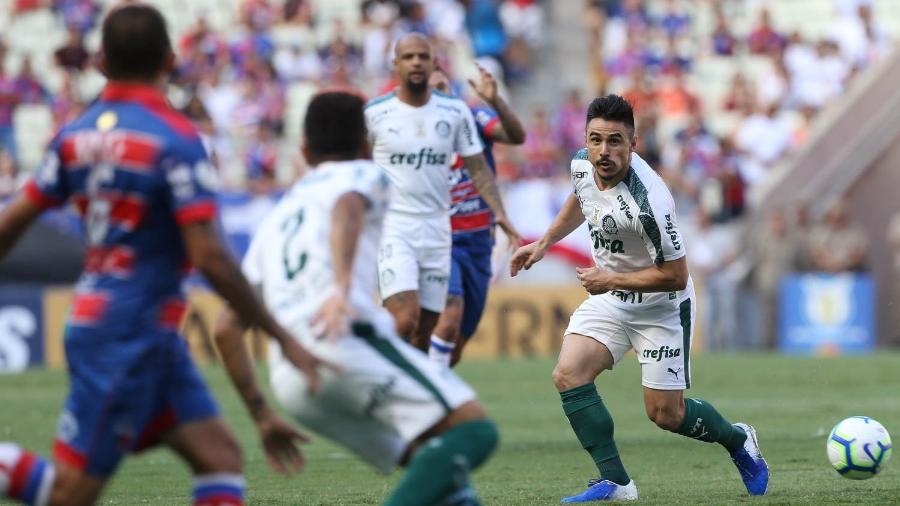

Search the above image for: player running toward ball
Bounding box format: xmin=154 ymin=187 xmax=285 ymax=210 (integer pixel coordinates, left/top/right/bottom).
xmin=510 ymin=95 xmax=769 ymax=502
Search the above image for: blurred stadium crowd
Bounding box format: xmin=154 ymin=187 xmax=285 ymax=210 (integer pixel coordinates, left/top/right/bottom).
xmin=0 ymin=0 xmax=898 ymax=350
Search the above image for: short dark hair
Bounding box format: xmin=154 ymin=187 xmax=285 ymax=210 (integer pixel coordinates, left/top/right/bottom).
xmin=304 ymin=92 xmax=366 ymax=159
xmin=102 ymin=5 xmax=171 ymax=81
xmin=586 ymin=94 xmax=635 ymax=132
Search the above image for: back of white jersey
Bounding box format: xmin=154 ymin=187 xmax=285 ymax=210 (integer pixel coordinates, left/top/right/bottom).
xmin=571 ymin=150 xmax=692 ymax=306
xmin=365 ymin=91 xmax=483 ymax=216
xmin=242 ymin=160 xmax=392 ymax=341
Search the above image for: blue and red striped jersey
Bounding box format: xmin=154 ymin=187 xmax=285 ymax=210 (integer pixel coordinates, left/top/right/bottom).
xmin=24 ymin=83 xmax=217 ymax=338
xmin=449 ymin=106 xmax=498 ymax=235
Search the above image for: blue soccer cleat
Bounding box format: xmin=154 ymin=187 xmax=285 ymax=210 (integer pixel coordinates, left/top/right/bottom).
xmin=730 ymin=423 xmax=769 ymax=496
xmin=560 ymin=479 xmax=638 ymax=502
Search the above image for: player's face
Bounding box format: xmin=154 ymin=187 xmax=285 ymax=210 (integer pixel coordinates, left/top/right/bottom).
xmin=585 ymin=118 xmax=634 ymax=184
xmin=394 ymin=41 xmax=433 ymax=93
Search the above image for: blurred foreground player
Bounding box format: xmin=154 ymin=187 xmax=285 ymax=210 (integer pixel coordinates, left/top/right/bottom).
xmin=428 ymin=64 xmax=524 ymax=366
xmin=510 ymin=95 xmax=768 ymax=502
xmin=215 ymin=91 xmax=499 ymax=506
xmin=0 ymin=6 xmax=326 ymax=505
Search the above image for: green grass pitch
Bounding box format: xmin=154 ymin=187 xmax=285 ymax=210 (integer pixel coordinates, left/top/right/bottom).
xmin=2 ymin=353 xmax=899 ymax=505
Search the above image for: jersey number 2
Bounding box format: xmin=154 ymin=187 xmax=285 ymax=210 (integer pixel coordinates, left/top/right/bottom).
xmin=281 ymin=209 xmax=308 ymax=280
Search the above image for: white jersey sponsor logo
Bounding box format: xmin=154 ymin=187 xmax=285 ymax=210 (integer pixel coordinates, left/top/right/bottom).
xmin=365 ymin=91 xmax=483 ymax=216
xmin=570 ymin=151 xmax=692 ymax=306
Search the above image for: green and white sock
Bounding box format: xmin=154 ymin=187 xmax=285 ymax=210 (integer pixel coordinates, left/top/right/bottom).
xmin=677 ymin=398 xmax=747 ymax=452
xmin=561 ymin=383 xmax=631 ymax=486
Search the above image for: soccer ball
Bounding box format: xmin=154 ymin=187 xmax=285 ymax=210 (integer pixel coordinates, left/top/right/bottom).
xmin=827 ymin=416 xmax=893 ymax=479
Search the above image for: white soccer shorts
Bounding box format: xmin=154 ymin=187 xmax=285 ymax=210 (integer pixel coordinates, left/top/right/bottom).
xmin=377 ymin=212 xmax=451 ymax=313
xmin=268 ymin=322 xmax=475 ymax=473
xmin=565 ymin=290 xmax=696 ymax=390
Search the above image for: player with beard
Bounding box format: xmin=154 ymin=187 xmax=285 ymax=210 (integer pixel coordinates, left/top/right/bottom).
xmin=510 ymin=95 xmax=769 ymax=502
xmin=365 ymin=33 xmax=520 ymax=351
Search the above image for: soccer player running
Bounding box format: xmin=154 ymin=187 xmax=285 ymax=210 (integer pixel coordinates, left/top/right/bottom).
xmin=510 ymin=95 xmax=769 ymax=502
xmin=214 ymin=91 xmax=499 ymax=506
xmin=427 ymin=64 xmax=525 ymax=366
xmin=366 ymin=33 xmax=519 ymax=351
xmin=0 ymin=6 xmax=326 ymax=505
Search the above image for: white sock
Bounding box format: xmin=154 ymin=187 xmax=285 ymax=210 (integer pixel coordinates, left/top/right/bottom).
xmin=428 ymin=335 xmax=455 ymax=367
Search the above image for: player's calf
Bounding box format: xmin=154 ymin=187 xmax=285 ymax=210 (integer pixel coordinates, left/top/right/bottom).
xmin=643 ymin=389 xmax=686 ymax=432
xmin=165 ymin=418 xmax=245 ymax=506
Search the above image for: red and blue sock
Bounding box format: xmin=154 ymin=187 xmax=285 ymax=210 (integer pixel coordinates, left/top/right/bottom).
xmin=192 ymin=473 xmax=245 ymax=506
xmin=0 ymin=443 xmax=55 ymax=506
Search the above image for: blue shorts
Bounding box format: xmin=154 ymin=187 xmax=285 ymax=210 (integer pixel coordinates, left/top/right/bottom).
xmin=448 ymin=232 xmax=493 ymax=339
xmin=54 ymin=330 xmax=219 ymax=477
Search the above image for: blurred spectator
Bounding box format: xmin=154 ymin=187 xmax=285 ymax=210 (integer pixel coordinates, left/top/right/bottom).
xmin=755 ymin=54 xmax=788 ymax=108
xmin=50 ymin=74 xmax=83 ymax=130
xmin=283 ymin=0 xmax=312 ymax=24
xmin=14 ymin=0 xmax=46 ymax=15
xmin=791 ymin=202 xmax=816 ymax=272
xmin=14 ymin=57 xmax=48 ymax=104
xmin=722 ymin=73 xmax=754 ymax=112
xmin=751 ymin=209 xmax=795 ymax=348
xmin=807 ymin=200 xmax=868 ymax=273
xmin=556 ymin=89 xmax=586 ymax=159
xmin=657 ymin=37 xmax=692 ymax=75
xmin=320 ymin=36 xmax=362 ymax=88
xmin=688 ymin=211 xmax=740 ymax=351
xmin=789 ymin=38 xmax=849 ymax=108
xmin=663 ymin=112 xmax=719 ymax=213
xmin=274 ymin=42 xmax=323 ymax=83
xmin=710 ymin=4 xmax=737 ymax=56
xmin=634 ymin=107 xmax=661 ymax=167
xmin=655 ymin=70 xmax=698 ymax=118
xmin=621 ymin=67 xmax=657 ymax=117
xmin=54 ymin=26 xmax=90 ymax=73
xmin=179 ymin=16 xmax=229 ymax=70
xmin=747 ymin=8 xmax=785 ymax=55
xmin=733 ymin=102 xmax=791 ymax=185
xmin=519 ymin=107 xmax=563 ymax=179
xmin=658 ymin=0 xmax=690 ymax=40
xmin=463 ymin=0 xmax=508 ymax=62
xmin=500 ymin=0 xmax=545 ymax=48
xmin=245 ymin=121 xmax=280 ymax=194
xmin=240 ymin=0 xmax=279 ymax=29
xmin=395 ymin=1 xmax=430 ymax=35
xmin=231 ymin=15 xmax=276 ymax=73
xmin=52 ymin=0 xmax=100 ymax=35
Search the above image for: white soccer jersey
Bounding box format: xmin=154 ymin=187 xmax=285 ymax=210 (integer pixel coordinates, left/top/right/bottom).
xmin=570 ymin=150 xmax=692 ymax=306
xmin=241 ymin=160 xmax=393 ymax=341
xmin=365 ymin=90 xmax=484 ymax=215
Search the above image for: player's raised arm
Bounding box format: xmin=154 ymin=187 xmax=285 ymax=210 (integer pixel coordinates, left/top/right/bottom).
xmin=510 ymin=193 xmax=585 ymax=276
xmin=468 ymin=64 xmax=526 ymax=145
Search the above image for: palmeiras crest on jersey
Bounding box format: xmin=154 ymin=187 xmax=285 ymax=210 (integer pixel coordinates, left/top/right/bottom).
xmin=435 ymin=120 xmax=451 ymax=138
xmin=602 ymin=214 xmax=618 ymax=235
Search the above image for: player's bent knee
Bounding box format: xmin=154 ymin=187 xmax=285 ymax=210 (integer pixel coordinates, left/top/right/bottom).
xmin=552 ymin=364 xmax=591 ymax=392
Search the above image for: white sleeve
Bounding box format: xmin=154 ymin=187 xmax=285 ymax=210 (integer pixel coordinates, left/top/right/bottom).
xmin=347 ymin=164 xmax=390 ymax=215
xmin=638 ymin=184 xmax=686 ymax=264
xmin=455 ymin=106 xmax=485 ymax=157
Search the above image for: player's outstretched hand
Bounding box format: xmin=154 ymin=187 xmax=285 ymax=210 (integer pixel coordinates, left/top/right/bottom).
xmin=256 ymin=408 xmax=310 ymax=475
xmin=510 ymin=241 xmax=546 ymax=277
xmin=279 ymin=337 xmax=339 ymax=394
xmin=467 ymin=63 xmax=498 ymax=105
xmin=311 ymin=291 xmax=354 ymax=341
xmin=575 ymin=266 xmax=612 ymax=295
xmin=495 ymin=215 xmax=522 ymax=252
